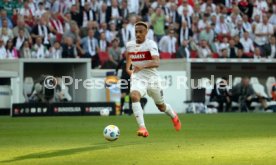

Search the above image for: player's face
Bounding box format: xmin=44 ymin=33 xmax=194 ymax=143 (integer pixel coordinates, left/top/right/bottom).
xmin=135 ymin=25 xmax=147 ymax=44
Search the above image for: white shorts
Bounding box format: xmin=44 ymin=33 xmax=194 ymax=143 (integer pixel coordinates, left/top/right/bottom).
xmin=130 ymin=75 xmax=164 ymax=105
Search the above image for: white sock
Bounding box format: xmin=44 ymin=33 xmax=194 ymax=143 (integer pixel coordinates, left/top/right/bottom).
xmin=164 ymin=103 xmax=176 ymax=118
xmin=132 ymin=102 xmax=145 ymax=128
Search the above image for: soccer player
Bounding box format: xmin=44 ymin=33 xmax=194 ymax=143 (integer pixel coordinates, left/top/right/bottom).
xmin=126 ymin=21 xmax=181 ymax=137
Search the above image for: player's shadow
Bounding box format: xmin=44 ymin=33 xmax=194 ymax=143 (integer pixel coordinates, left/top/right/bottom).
xmin=0 ymin=142 xmax=140 ymax=163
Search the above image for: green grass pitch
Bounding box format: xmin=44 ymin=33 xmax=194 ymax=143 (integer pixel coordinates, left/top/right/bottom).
xmin=0 ymin=114 xmax=276 ymax=165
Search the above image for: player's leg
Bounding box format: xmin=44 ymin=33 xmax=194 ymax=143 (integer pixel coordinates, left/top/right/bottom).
xmin=130 ymin=79 xmax=149 ymax=137
xmin=148 ymin=87 xmax=181 ymax=131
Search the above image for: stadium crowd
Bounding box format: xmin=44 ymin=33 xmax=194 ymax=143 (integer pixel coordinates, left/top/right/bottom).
xmin=0 ymin=0 xmax=276 ymax=68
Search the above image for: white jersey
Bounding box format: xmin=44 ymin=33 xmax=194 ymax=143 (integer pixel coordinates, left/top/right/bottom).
xmin=126 ymin=39 xmax=160 ymax=79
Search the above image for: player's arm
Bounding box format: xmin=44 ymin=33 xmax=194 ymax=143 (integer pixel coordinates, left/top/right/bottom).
xmin=142 ymin=56 xmax=160 ymax=68
xmin=126 ymin=51 xmax=133 ymax=76
xmin=133 ymin=56 xmax=160 ymax=73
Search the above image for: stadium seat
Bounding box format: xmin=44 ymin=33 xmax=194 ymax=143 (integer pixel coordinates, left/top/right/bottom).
xmin=250 ymin=77 xmax=260 ymax=84
xmin=23 ymin=77 xmax=34 ymax=102
xmin=212 ymin=53 xmax=219 ymax=58
xmin=160 ymin=52 xmax=172 ymax=59
xmin=98 ymin=51 xmax=110 ymax=66
xmin=266 ymin=77 xmax=276 ymax=98
xmin=233 ymin=77 xmax=241 ymax=86
xmin=190 ymin=51 xmax=198 ymax=58
xmin=252 ymin=84 xmax=268 ymax=98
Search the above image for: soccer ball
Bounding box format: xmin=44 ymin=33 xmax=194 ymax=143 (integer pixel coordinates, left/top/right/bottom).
xmin=103 ymin=125 xmax=120 ymax=141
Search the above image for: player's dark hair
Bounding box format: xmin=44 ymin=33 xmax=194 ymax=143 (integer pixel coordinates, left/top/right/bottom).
xmin=135 ymin=21 xmax=148 ymax=30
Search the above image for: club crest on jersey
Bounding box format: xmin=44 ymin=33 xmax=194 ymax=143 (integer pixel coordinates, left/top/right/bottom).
xmin=129 ymin=51 xmax=152 ymax=61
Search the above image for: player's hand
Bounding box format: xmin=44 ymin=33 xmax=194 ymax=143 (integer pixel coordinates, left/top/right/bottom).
xmin=126 ymin=69 xmax=133 ymax=76
xmin=133 ymin=65 xmax=143 ymax=73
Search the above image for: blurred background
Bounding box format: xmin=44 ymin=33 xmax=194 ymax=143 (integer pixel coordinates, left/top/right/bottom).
xmin=0 ymin=0 xmax=276 ymax=116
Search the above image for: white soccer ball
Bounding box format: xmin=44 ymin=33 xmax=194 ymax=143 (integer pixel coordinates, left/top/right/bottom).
xmin=103 ymin=125 xmax=120 ymax=141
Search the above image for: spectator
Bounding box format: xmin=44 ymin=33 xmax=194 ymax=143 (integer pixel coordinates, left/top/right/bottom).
xmin=99 ymin=22 xmax=111 ymax=43
xmin=253 ymin=47 xmax=264 ymax=59
xmin=151 ymin=7 xmax=166 ymax=42
xmin=268 ymin=36 xmax=276 ymax=59
xmin=50 ymin=41 xmax=62 ymax=59
xmin=234 ymin=35 xmax=244 ymax=49
xmin=167 ymin=3 xmax=180 ymax=29
xmin=6 ymin=39 xmax=18 ymax=59
xmin=240 ymin=31 xmax=254 ymax=57
xmin=63 ymin=21 xmax=80 ymax=44
xmin=80 ymin=29 xmax=99 ymax=68
xmin=34 ymin=2 xmax=47 ymax=18
xmin=106 ymin=0 xmax=122 ymax=27
xmin=146 ymin=25 xmax=155 ymax=40
xmin=210 ymin=77 xmax=231 ymax=112
xmin=0 ymin=0 xmax=14 ymax=18
xmin=0 ymin=19 xmax=14 ymax=41
xmin=227 ymin=14 xmax=238 ymax=37
xmin=62 ymin=37 xmax=77 ymax=58
xmin=254 ymin=15 xmax=274 ymax=53
xmin=62 ymin=12 xmax=72 ymax=32
xmin=117 ymin=20 xmax=131 ymax=48
xmin=215 ymin=15 xmax=230 ymax=37
xmin=13 ymin=18 xmax=31 ymax=38
xmin=0 ymin=10 xmax=13 ymax=29
xmin=201 ymin=0 xmax=216 ymax=13
xmin=229 ymin=39 xmax=238 ymax=58
xmin=179 ymin=21 xmax=193 ymax=44
xmin=0 ymin=27 xmax=11 ymax=45
xmin=176 ymin=39 xmax=190 ymax=59
xmin=52 ymin=0 xmax=69 ymax=14
xmin=109 ymin=22 xmax=118 ymax=43
xmin=220 ymin=48 xmax=229 ymax=58
xmin=120 ymin=0 xmax=129 ymax=20
xmin=31 ymin=36 xmax=49 ymax=58
xmin=219 ymin=37 xmax=230 ymax=55
xmin=126 ymin=14 xmax=136 ymax=41
xmin=141 ymin=0 xmax=151 ymax=18
xmin=13 ymin=28 xmax=26 ymax=51
xmin=98 ymin=32 xmax=108 ymax=52
xmin=238 ymin=0 xmax=253 ymax=18
xmin=70 ymin=4 xmax=82 ymax=27
xmin=0 ymin=38 xmax=7 ymax=58
xmin=198 ymin=13 xmax=210 ymax=31
xmin=237 ymin=48 xmax=248 ymax=58
xmin=177 ymin=0 xmax=193 ymax=17
xmin=127 ymin=0 xmax=139 ymax=14
xmin=80 ymin=21 xmax=100 ymax=39
xmin=80 ymin=2 xmax=96 ymax=28
xmin=158 ymin=29 xmax=177 ymax=54
xmin=180 ymin=8 xmax=192 ymax=29
xmin=232 ymin=76 xmax=268 ymax=111
xmin=98 ymin=3 xmax=108 ymax=24
xmin=49 ymin=12 xmax=64 ymax=43
xmin=20 ymin=40 xmax=32 ymax=58
xmin=242 ymin=15 xmax=252 ymax=34
xmin=252 ymin=15 xmax=261 ymax=33
xmin=192 ymin=39 xmax=213 ymax=58
xmin=31 ymin=17 xmax=51 ymax=47
xmin=107 ymin=38 xmax=122 ymax=67
xmin=199 ymin=24 xmax=214 ymax=47
xmin=18 ymin=1 xmax=35 ymax=27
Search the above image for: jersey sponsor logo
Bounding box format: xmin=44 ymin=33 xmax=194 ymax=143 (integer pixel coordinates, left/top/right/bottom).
xmin=129 ymin=51 xmax=152 ymax=61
